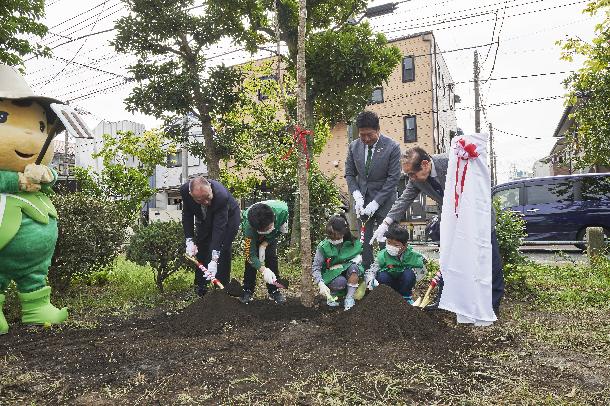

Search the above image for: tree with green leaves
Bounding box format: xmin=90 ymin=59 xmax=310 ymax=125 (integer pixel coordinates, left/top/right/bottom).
xmin=74 ymin=128 xmax=174 ymax=219
xmin=0 ymin=0 xmax=50 ymax=67
xmin=558 ymin=0 xmax=610 ymax=171
xmin=112 ymin=0 xmax=268 ymax=179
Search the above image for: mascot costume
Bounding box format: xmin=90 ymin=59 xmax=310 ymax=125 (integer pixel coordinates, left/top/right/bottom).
xmin=0 ymin=64 xmax=92 ymax=334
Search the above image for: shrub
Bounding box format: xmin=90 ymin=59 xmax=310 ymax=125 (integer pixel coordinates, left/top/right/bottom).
xmin=494 ymin=199 xmax=527 ymax=269
xmin=126 ymin=221 xmax=190 ymax=292
xmin=50 ymin=193 xmax=130 ymax=292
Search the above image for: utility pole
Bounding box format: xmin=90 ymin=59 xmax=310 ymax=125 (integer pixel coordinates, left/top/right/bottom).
xmin=489 ymin=122 xmax=497 ymax=186
xmin=474 ymin=51 xmax=481 ymax=133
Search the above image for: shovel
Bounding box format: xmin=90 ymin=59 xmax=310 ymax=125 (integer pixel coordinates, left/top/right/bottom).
xmin=185 ymin=255 xmax=225 ymax=289
xmin=414 ymin=271 xmax=442 ymax=308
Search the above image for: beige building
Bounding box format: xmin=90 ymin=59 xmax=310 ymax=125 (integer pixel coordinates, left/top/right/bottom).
xmin=319 ymin=31 xmax=458 ymax=195
xmin=318 ymin=31 xmax=458 ymax=234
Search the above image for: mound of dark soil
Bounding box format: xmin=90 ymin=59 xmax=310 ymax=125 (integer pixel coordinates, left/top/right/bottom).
xmin=224 ymin=278 xmax=244 ymax=297
xmin=331 ymin=285 xmax=468 ymax=344
xmin=169 ymin=290 xmax=253 ymax=336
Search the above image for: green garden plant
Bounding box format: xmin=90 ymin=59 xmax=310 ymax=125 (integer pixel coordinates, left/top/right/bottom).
xmin=126 ymin=221 xmax=190 ymax=292
xmin=494 ymin=199 xmax=527 ymax=269
xmin=50 ymin=193 xmax=130 ymax=292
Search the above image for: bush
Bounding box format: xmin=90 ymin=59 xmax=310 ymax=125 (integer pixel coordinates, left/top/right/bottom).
xmin=494 ymin=199 xmax=527 ymax=269
xmin=126 ymin=221 xmax=190 ymax=292
xmin=50 ymin=193 xmax=130 ymax=292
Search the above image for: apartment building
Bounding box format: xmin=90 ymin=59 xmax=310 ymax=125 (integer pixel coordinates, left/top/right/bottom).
xmin=318 ymin=31 xmax=458 ymax=233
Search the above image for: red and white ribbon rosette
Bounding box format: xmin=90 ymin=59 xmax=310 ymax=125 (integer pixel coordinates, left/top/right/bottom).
xmin=454 ymin=138 xmax=480 ymax=217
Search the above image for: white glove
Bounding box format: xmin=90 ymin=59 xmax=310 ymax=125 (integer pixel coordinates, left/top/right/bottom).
xmin=353 ymin=191 xmax=364 ymax=218
xmin=350 ymin=254 xmax=362 ymax=264
xmin=362 ymin=200 xmax=380 ymax=217
xmin=262 ymin=267 xmax=277 ymax=285
xmin=185 ymin=238 xmax=198 ymax=256
xmin=318 ymin=281 xmax=332 ymax=299
xmin=369 ymin=218 xmax=393 ymax=245
xmin=365 ymin=273 xmax=377 ymax=290
xmin=280 ymin=222 xmax=289 ymax=234
xmin=206 ymin=260 xmax=218 ymax=278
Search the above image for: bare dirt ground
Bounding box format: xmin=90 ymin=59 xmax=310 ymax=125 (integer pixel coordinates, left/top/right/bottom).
xmin=1 ymin=284 xmax=608 ymax=405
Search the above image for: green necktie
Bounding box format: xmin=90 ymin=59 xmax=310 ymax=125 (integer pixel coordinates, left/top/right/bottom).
xmin=365 ymin=146 xmax=373 ymax=176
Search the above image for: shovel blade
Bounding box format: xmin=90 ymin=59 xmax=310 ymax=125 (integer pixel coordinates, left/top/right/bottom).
xmin=353 ymin=280 xmax=367 ymax=300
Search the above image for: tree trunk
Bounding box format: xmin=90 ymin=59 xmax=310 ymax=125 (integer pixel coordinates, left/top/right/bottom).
xmin=200 ymin=118 xmax=221 ymax=179
xmin=289 ymin=196 xmax=300 ymax=250
xmin=296 ymin=0 xmax=315 ymax=307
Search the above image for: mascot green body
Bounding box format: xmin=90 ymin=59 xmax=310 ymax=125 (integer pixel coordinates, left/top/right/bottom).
xmin=0 ymin=64 xmax=68 ymax=334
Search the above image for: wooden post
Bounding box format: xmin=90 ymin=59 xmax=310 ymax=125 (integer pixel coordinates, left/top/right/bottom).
xmin=586 ymin=227 xmax=605 ymax=260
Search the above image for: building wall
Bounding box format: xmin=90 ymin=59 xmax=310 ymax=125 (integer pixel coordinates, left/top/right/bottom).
xmin=75 ymin=120 xmax=146 ymax=172
xmin=431 ymin=36 xmax=458 ymax=153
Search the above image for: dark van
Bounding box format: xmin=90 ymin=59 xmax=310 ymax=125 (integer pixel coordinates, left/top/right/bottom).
xmin=492 ymin=173 xmax=610 ymax=247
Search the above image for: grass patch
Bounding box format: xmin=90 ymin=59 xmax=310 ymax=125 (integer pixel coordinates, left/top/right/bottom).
xmin=506 ymin=256 xmax=610 ymax=310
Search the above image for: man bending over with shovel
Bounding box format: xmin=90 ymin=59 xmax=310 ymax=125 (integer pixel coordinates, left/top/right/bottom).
xmin=239 ymin=200 xmax=289 ymax=304
xmin=182 ymin=176 xmax=240 ymax=297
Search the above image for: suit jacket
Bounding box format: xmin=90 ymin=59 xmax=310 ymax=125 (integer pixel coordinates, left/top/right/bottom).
xmin=344 ymin=134 xmax=401 ymax=217
xmin=180 ymin=179 xmax=240 ymax=252
xmin=387 ymin=153 xmax=496 ymax=226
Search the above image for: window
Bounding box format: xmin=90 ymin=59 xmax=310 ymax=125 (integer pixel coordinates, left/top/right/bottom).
xmin=526 ymin=181 xmax=574 ymax=205
xmin=257 ymin=75 xmax=278 ymax=101
xmin=402 ymin=56 xmax=415 ymax=82
xmin=167 ymin=150 xmax=182 ymax=168
xmin=403 ymin=115 xmax=417 ymax=142
xmin=369 ymin=87 xmax=384 ymax=104
xmin=495 ymin=187 xmax=521 ymax=210
xmin=580 ymin=176 xmax=610 ymax=200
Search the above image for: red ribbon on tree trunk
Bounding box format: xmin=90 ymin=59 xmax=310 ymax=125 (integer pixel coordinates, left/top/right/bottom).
xmin=282 ymin=125 xmax=312 ymax=169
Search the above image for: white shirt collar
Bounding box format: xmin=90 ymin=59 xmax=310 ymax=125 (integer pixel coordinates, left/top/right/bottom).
xmin=430 ymin=158 xmax=437 ymax=178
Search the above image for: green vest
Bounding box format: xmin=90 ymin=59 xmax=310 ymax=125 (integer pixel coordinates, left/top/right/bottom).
xmin=318 ymin=239 xmax=363 ymax=284
xmin=242 ymin=200 xmax=289 ymax=269
xmin=0 ymin=170 xmax=58 ymax=251
xmin=376 ymin=246 xmax=424 ymax=277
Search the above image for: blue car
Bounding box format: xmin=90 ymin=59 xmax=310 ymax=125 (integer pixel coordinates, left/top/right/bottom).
xmin=492 ymin=173 xmax=610 ymax=247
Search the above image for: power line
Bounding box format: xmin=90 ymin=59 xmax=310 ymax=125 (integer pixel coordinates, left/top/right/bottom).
xmin=493 ymin=128 xmax=545 ymax=140
xmin=42 ymin=1 xmax=112 ymax=87
xmin=379 ymin=0 xmax=588 ymax=37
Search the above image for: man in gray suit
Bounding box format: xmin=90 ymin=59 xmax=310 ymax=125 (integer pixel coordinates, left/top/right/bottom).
xmin=370 ymin=146 xmax=505 ymax=315
xmin=345 ymin=111 xmax=401 ymax=268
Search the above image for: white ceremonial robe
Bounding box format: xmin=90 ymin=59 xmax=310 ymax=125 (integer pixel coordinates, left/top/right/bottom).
xmin=439 ymin=133 xmax=497 ymax=326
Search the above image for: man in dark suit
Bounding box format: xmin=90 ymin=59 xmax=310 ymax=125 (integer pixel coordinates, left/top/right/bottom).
xmin=371 ymin=147 xmax=505 ymax=315
xmin=181 ymin=177 xmax=240 ymax=296
xmin=345 ymin=111 xmax=401 ymax=268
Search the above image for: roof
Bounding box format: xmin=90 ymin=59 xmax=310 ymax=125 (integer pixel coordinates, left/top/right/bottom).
xmin=387 ymin=31 xmax=434 ymax=43
xmin=553 ymin=104 xmax=576 ymax=138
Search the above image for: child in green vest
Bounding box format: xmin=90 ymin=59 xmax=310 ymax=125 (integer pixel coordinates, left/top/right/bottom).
xmin=240 ymin=200 xmax=289 ymax=304
xmin=365 ymin=223 xmax=425 ymax=304
xmin=311 ymin=214 xmax=363 ymax=310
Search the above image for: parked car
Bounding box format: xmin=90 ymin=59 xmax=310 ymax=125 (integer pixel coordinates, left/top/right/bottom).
xmin=492 ymin=173 xmax=610 ymax=248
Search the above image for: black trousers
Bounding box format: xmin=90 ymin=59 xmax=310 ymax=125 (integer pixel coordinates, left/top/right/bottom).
xmin=194 ymin=214 xmax=240 ymax=288
xmin=243 ymin=239 xmax=279 ymax=294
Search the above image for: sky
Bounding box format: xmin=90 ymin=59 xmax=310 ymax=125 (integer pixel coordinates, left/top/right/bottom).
xmin=24 ymin=0 xmax=601 ymax=182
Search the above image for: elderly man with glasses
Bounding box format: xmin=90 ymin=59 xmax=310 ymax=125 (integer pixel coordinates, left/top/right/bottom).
xmin=370 ymin=147 xmax=504 ymax=315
